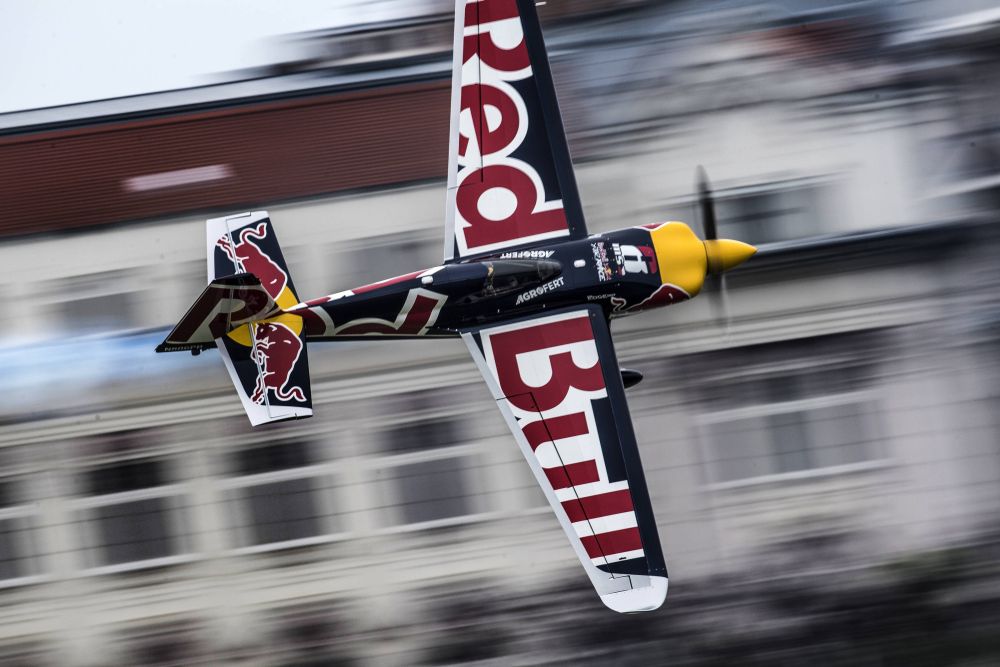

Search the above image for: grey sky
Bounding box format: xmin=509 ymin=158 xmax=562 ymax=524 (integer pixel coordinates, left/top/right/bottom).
xmin=0 ymin=0 xmax=419 ymax=113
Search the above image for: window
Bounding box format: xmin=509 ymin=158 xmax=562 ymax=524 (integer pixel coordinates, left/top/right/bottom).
xmin=382 ymin=417 xmax=464 ymax=454
xmin=120 ymin=620 xmax=201 ymax=666
xmin=689 ymin=334 xmax=886 ymax=485
xmin=60 ymin=291 xmax=138 ymax=335
xmin=378 ymin=391 xmax=468 ymax=454
xmin=89 ymin=498 xmax=175 ymax=565
xmin=223 ymin=440 xmax=337 ymax=550
xmin=74 ymin=457 xmax=190 ymax=570
xmin=702 ymin=400 xmax=881 ymax=484
xmin=0 ymin=477 xmax=42 ymax=585
xmin=268 ymin=601 xmax=351 ymax=663
xmin=378 ymin=456 xmax=476 ymax=526
xmin=232 ymin=479 xmax=323 ymax=546
xmin=46 ymin=269 xmax=144 ymax=335
xmin=369 ymin=392 xmax=483 ymax=529
xmin=714 ymin=179 xmax=831 ymax=244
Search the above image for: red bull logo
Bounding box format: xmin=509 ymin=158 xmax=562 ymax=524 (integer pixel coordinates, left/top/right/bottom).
xmin=213 ymin=220 xmax=309 ymax=408
xmin=250 ymin=321 xmax=307 ymax=405
xmin=217 ymin=222 xmax=290 ymax=303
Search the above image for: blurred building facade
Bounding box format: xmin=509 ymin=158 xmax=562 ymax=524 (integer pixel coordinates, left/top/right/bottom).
xmin=1 ymin=1 xmax=1000 ymax=665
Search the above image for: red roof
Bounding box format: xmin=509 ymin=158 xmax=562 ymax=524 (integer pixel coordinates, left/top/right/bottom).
xmin=0 ymin=81 xmax=450 ymax=238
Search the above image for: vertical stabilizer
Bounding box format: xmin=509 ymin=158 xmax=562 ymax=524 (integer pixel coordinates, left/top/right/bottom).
xmin=206 ymin=212 xmax=312 ymax=426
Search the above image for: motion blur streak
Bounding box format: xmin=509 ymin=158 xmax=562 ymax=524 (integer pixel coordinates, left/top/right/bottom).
xmin=1 ymin=0 xmax=1000 ymax=664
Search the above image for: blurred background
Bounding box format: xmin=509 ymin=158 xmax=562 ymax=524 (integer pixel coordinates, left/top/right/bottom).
xmin=2 ymin=0 xmax=1000 ymax=664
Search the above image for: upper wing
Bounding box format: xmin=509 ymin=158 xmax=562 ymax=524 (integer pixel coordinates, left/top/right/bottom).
xmin=462 ymin=306 xmax=668 ymax=612
xmin=444 ymin=0 xmax=588 ymax=262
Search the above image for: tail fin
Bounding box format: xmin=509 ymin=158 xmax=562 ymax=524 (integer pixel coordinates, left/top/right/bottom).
xmin=161 ymin=211 xmax=312 ymax=426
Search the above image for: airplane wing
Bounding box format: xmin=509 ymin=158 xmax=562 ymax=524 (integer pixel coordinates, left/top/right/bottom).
xmin=444 ymin=0 xmax=588 ymax=262
xmin=462 ymin=306 xmax=668 ymax=612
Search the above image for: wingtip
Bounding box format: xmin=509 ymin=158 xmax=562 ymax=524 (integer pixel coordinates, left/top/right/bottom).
xmin=600 ymin=576 xmax=668 ymax=613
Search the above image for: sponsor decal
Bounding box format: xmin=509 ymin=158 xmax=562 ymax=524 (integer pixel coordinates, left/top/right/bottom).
xmin=352 ymin=270 xmax=424 ymax=295
xmin=481 ymin=312 xmax=644 ymax=565
xmin=453 ymin=0 xmax=569 ymax=254
xmin=612 ymin=243 xmax=658 ymax=276
xmin=302 ymin=289 xmax=353 ymax=307
xmin=498 ymin=249 xmax=555 ymax=259
xmin=587 ymin=294 xmax=614 ymax=301
xmin=591 ymin=242 xmax=613 ymax=282
xmin=167 ymin=283 xmax=282 ymax=344
xmin=607 ymin=285 xmax=689 ymax=317
xmin=215 ymin=221 xmax=308 ymax=408
xmin=295 ymin=269 xmax=447 ymax=338
xmin=624 ymin=284 xmax=689 ymax=313
xmin=300 ymin=268 xmax=445 ymax=307
xmin=515 ymin=275 xmax=565 ymax=305
xmin=217 ymin=222 xmax=290 ymax=302
xmin=250 ymin=322 xmax=307 ymax=405
xmin=300 ymin=288 xmax=447 ymax=337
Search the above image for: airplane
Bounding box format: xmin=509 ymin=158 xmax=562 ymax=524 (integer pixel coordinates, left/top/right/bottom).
xmin=157 ymin=0 xmax=756 ymax=613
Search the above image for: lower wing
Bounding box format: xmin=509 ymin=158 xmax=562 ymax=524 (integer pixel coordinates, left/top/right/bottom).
xmin=462 ymin=305 xmax=667 ymax=612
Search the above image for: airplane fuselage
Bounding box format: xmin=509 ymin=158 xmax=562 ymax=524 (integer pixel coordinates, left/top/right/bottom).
xmin=290 ymin=222 xmax=707 ymax=341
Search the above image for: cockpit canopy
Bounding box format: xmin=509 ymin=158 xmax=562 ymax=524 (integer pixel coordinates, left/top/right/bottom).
xmin=455 ymin=259 xmax=561 ymax=305
xmin=486 ymin=259 xmax=560 ymax=294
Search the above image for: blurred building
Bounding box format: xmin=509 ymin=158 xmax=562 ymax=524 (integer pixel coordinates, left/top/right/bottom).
xmin=1 ymin=1 xmax=1000 ymax=665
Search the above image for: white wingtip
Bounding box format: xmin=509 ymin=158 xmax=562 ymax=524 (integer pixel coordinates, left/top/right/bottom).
xmin=600 ymin=576 xmax=668 ymax=613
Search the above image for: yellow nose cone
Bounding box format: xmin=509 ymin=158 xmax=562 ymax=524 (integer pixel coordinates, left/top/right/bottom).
xmin=650 ymin=222 xmax=707 ymax=297
xmin=704 ymin=239 xmax=757 ymax=274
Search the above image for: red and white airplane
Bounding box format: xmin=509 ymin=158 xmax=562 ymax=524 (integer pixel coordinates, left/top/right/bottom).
xmin=158 ymin=0 xmax=755 ymax=612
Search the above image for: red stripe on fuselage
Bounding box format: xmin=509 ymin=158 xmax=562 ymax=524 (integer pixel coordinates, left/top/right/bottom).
xmin=352 ymin=271 xmax=423 ymax=295
xmin=336 ymin=293 xmax=439 ymax=335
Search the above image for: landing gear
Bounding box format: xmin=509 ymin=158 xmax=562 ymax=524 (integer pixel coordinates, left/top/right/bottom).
xmin=621 ymin=368 xmax=643 ymax=389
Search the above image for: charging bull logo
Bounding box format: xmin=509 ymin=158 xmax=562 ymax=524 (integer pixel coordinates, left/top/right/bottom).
xmin=214 ymin=220 xmax=308 ymax=408
xmin=217 ymin=222 xmax=291 ymax=303
xmin=250 ymin=321 xmax=307 ymax=405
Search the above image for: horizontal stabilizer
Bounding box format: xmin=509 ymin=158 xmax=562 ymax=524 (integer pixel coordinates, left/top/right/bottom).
xmin=156 ymin=273 xmax=282 ymax=353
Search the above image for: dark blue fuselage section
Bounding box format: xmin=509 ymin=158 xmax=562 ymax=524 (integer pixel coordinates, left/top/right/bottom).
xmin=296 ymin=228 xmax=670 ymax=341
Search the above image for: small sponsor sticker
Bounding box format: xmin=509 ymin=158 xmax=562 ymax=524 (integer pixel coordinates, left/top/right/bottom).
xmin=613 ymin=243 xmax=658 ymax=275
xmin=591 ymin=242 xmax=612 ymax=282
xmin=515 ymin=276 xmax=566 ymax=305
xmin=499 ymin=250 xmax=555 ymax=259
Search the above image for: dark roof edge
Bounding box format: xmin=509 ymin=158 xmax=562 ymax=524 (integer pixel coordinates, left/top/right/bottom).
xmin=0 ymin=66 xmax=449 ymax=139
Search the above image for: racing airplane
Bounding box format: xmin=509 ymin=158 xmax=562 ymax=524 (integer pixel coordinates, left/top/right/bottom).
xmin=157 ymin=0 xmax=755 ymax=613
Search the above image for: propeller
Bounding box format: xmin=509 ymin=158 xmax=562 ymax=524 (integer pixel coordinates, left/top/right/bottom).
xmin=695 ymin=166 xmax=730 ymax=327
xmin=696 ymin=165 xmax=718 ymax=249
